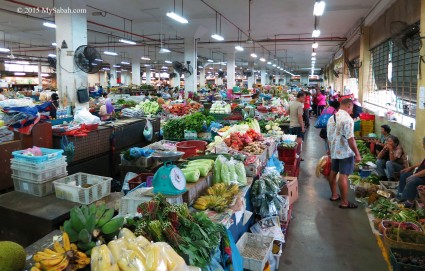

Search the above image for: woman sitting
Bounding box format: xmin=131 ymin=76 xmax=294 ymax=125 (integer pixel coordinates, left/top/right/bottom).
xmin=397 ymin=137 xmax=425 ymax=208
xmin=376 ymin=135 xmax=407 ymax=181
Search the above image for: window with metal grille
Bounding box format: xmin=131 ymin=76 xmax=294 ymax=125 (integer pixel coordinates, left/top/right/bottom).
xmin=366 ymin=38 xmax=418 ymax=117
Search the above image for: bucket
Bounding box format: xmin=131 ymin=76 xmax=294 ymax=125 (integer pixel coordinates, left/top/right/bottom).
xmin=176 ymin=140 xmax=207 ymax=158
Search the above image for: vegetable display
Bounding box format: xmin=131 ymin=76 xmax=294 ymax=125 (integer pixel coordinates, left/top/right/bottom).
xmin=126 ymin=195 xmax=229 ymax=268
xmin=183 ymin=112 xmax=214 ymax=133
xmin=136 ymin=100 xmax=161 ymax=115
xmin=251 ymin=170 xmax=286 ymax=217
xmin=209 ymin=102 xmax=231 ymax=114
xmin=223 ymin=129 xmax=264 ymax=152
xmin=162 ymin=102 xmax=202 ymax=116
xmin=163 ymin=118 xmax=186 ymax=140
xmin=193 ymin=183 xmax=240 ymax=212
xmin=263 ymin=121 xmax=284 ymax=136
xmin=213 ymin=155 xmax=247 ymax=185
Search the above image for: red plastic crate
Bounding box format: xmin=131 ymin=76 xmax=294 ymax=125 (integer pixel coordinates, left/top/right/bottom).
xmin=277 ymin=147 xmax=297 ymax=161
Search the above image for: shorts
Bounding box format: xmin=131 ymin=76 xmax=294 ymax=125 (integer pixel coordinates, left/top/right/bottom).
xmin=289 ymin=127 xmax=304 ymax=140
xmin=331 ymin=156 xmax=355 ymax=175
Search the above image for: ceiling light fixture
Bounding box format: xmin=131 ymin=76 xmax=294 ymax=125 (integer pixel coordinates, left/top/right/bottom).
xmin=104 ymin=51 xmax=118 ymax=56
xmin=250 ymin=53 xmax=257 ymax=58
xmin=48 ymin=54 xmax=56 ymax=58
xmin=260 ymin=57 xmax=266 ymax=62
xmin=95 ymin=58 xmax=103 ymax=62
xmin=113 ymin=65 xmax=121 ymax=68
xmin=119 ymin=39 xmax=136 ymax=45
xmin=144 ymin=64 xmax=151 ymax=67
xmin=312 ymin=42 xmax=319 ymax=48
xmin=102 ymin=67 xmax=110 ymax=70
xmin=43 ymin=22 xmax=56 ymax=28
xmin=141 ymin=56 xmax=151 ymax=60
xmin=312 ymin=52 xmax=317 ymax=56
xmin=272 ymin=64 xmax=277 ymax=67
xmin=312 ymin=57 xmax=316 ymax=60
xmin=235 ymin=45 xmax=244 ymax=51
xmin=207 ymin=59 xmax=214 ymax=63
xmin=312 ymin=29 xmax=321 ymax=38
xmin=159 ymin=48 xmax=171 ymax=53
xmin=121 ymin=61 xmax=130 ymax=65
xmin=313 ymin=1 xmax=326 ymax=16
xmin=267 ymin=61 xmax=272 ymax=65
xmin=52 ymin=42 xmax=57 ymax=46
xmin=41 ymin=73 xmax=49 ymax=77
xmin=0 ymin=48 xmax=10 ymax=53
xmin=166 ymin=12 xmax=188 ymax=24
xmin=14 ymin=72 xmax=26 ymax=76
xmin=165 ymin=60 xmax=172 ymax=64
xmin=211 ymin=12 xmax=224 ymax=41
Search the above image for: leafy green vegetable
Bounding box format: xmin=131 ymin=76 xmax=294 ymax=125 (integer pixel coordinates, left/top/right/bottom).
xmin=184 ymin=112 xmax=214 ymax=133
xmin=163 ymin=118 xmax=185 ymax=140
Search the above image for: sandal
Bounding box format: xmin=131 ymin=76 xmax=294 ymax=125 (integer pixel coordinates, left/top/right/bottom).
xmin=329 ymin=194 xmax=341 ymax=201
xmin=339 ymin=202 xmax=358 ymax=209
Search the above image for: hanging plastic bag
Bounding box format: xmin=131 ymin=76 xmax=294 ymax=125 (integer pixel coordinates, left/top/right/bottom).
xmin=316 ymin=155 xmax=331 ymax=177
xmin=143 ymin=119 xmax=153 ymax=142
xmin=60 ymin=136 xmax=74 ymax=163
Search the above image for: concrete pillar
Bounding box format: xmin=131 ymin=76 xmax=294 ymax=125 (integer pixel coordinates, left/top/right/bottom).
xmin=55 ymin=0 xmax=87 ymax=108
xmin=184 ymin=37 xmax=197 ymax=97
xmin=38 ymin=63 xmax=42 ymax=88
xmin=199 ymin=69 xmax=206 ymax=88
xmin=100 ymin=71 xmax=106 ymax=87
xmin=132 ymin=59 xmax=141 ymax=85
xmin=146 ymin=70 xmax=152 ymax=85
xmin=226 ymin=53 xmax=236 ymax=90
xmin=359 ymin=26 xmax=370 ymax=105
xmin=261 ymin=69 xmax=266 ymax=85
xmin=413 ymin=0 xmax=425 ymax=163
xmin=110 ymin=67 xmax=117 ymax=86
xmin=247 ymin=62 xmax=254 ymax=89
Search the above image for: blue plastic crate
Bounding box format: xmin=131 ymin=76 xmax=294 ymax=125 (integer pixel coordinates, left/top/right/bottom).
xmin=359 ymin=169 xmax=372 ymax=178
xmin=12 ymin=148 xmax=64 ymax=164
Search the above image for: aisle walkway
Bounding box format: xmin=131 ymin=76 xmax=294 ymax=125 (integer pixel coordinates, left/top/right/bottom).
xmin=279 ymin=127 xmax=389 ymax=271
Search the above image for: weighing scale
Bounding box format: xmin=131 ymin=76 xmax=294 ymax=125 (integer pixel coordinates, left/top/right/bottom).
xmin=151 ymin=151 xmax=187 ymax=195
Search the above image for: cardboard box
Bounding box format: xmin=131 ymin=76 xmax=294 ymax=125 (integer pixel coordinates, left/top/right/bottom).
xmin=279 ymin=177 xmax=298 ymax=206
xmin=183 ymin=173 xmax=213 ymax=206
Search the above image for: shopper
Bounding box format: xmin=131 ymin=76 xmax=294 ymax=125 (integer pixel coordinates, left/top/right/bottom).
xmin=351 ymin=98 xmax=363 ymax=119
xmin=372 ymin=125 xmax=392 ymax=154
xmin=288 ymin=91 xmax=306 ymax=144
xmin=317 ymin=90 xmax=327 ymax=116
xmin=327 ymin=98 xmax=361 ymax=209
xmin=0 ymin=88 xmax=5 ymax=101
xmin=320 ymin=100 xmax=340 ymax=152
xmin=396 ymin=137 xmax=425 ymax=207
xmin=312 ymin=88 xmax=318 ymax=116
xmin=303 ymin=91 xmax=311 ymax=128
xmin=376 ymin=135 xmax=407 ymax=181
xmin=49 ymin=93 xmax=59 ymax=119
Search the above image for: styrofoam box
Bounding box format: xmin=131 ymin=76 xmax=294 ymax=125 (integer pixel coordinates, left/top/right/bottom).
xmin=11 ymin=157 xmax=67 ymax=172
xmin=11 ymin=163 xmax=67 ymax=182
xmin=13 ymin=174 xmax=67 ymax=197
xmin=53 ymin=173 xmax=112 ymax=204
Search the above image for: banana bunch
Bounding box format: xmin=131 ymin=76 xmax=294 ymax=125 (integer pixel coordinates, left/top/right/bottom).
xmin=63 ymin=204 xmax=124 ymax=254
xmin=193 ymin=195 xmax=229 ymax=212
xmin=91 ymin=244 xmax=120 ymax=271
xmin=206 ymin=183 xmax=240 ymax=204
xmin=31 ymin=232 xmax=90 ymax=271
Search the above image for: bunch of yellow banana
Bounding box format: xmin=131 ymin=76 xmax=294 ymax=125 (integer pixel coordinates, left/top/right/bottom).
xmin=31 ymin=232 xmax=90 ymax=271
xmin=206 ymin=183 xmax=239 ymax=204
xmin=193 ymin=195 xmax=228 ymax=212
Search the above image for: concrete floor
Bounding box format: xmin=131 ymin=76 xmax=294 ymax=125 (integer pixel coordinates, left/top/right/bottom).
xmin=279 ymin=127 xmax=389 ymax=271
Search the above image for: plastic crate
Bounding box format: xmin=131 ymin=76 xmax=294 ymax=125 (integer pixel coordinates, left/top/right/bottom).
xmin=11 ymin=157 xmax=67 ymax=172
xmin=53 ymin=173 xmax=112 ymax=204
xmin=128 ymin=173 xmax=154 ymax=190
xmin=390 ymin=248 xmax=425 ymax=271
xmin=236 ymin=233 xmax=273 ymax=271
xmin=13 ymin=174 xmax=66 ymax=197
xmin=12 ymin=148 xmax=64 ymax=164
xmin=119 ymin=187 xmax=154 ymax=215
xmin=11 ymin=163 xmax=67 ymax=182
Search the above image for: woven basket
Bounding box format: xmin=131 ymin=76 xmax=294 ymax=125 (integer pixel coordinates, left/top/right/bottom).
xmin=379 ymin=221 xmax=422 ymax=235
xmin=383 ymin=223 xmax=425 ymax=251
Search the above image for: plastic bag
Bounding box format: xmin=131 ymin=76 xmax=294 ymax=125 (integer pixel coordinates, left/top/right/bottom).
xmin=227 ymin=159 xmax=238 ymax=184
xmin=316 ymin=155 xmax=331 ymax=177
xmin=234 ymin=160 xmax=247 ymax=185
xmin=220 ymin=162 xmax=231 ymax=185
xmin=74 ymin=108 xmax=100 ymax=124
xmin=143 ymin=119 xmax=153 ymax=142
xmin=213 ymin=155 xmax=224 ymax=184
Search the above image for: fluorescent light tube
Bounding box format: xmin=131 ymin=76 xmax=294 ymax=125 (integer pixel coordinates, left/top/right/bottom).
xmin=250 ymin=53 xmax=257 ymax=58
xmin=48 ymin=54 xmax=56 ymax=57
xmin=207 ymin=59 xmax=214 ymax=63
xmin=211 ymin=34 xmax=224 ymax=41
xmin=52 ymin=42 xmax=57 ymax=46
xmin=235 ymin=45 xmax=244 ymax=51
xmin=166 ymin=12 xmax=188 ymax=24
xmin=102 ymin=67 xmax=110 ymax=70
xmin=104 ymin=51 xmax=118 ymax=56
xmin=119 ymin=39 xmax=136 ymax=45
xmin=267 ymin=61 xmax=272 ymax=65
xmin=43 ymin=22 xmax=56 ymax=28
xmin=95 ymin=58 xmax=103 ymax=62
xmin=312 ymin=52 xmax=317 ymax=56
xmin=272 ymin=64 xmax=277 ymax=67
xmin=165 ymin=60 xmax=172 ymax=64
xmin=113 ymin=65 xmax=121 ymax=68
xmin=312 ymin=57 xmax=316 ymax=60
xmin=141 ymin=56 xmax=151 ymax=60
xmin=260 ymin=58 xmax=266 ymax=62
xmin=41 ymin=73 xmax=49 ymax=76
xmin=121 ymin=61 xmax=130 ymax=65
xmin=312 ymin=42 xmax=319 ymax=48
xmin=14 ymin=72 xmax=26 ymax=75
xmin=144 ymin=64 xmax=151 ymax=67
xmin=312 ymin=30 xmax=321 ymax=38
xmin=0 ymin=47 xmax=10 ymax=53
xmin=159 ymin=48 xmax=171 ymax=53
xmin=313 ymin=1 xmax=326 ymax=16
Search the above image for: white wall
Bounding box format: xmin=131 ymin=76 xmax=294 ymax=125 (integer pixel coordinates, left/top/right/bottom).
xmin=88 ymin=73 xmax=100 ymax=86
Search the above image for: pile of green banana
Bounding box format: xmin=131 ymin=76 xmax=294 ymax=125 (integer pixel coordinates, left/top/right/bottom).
xmin=63 ymin=204 xmax=124 ymax=255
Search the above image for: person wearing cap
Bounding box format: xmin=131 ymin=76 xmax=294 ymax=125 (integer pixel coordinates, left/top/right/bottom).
xmin=49 ymin=93 xmax=59 ymax=119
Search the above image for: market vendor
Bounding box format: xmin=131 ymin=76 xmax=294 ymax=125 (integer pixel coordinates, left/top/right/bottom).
xmin=375 ymin=135 xmax=407 ymax=181
xmin=397 ymin=137 xmax=425 ymax=208
xmin=49 ymin=93 xmax=59 ymax=119
xmin=371 ymin=124 xmax=391 ymax=154
xmin=99 ymin=96 xmax=114 ymax=121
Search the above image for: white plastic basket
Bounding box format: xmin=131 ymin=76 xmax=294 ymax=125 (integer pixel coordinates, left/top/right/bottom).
xmin=13 ymin=174 xmax=66 ymax=197
xmin=236 ymin=233 xmax=273 ymax=271
xmin=11 ymin=157 xmax=67 ymax=172
xmin=11 ymin=163 xmax=67 ymax=182
xmin=53 ymin=173 xmax=112 ymax=204
xmin=119 ymin=187 xmax=183 ymax=215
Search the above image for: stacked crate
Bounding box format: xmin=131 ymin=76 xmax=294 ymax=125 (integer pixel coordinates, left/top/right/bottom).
xmin=11 ymin=148 xmax=68 ymax=197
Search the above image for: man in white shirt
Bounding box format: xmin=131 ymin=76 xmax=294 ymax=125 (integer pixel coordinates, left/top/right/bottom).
xmin=327 ymin=98 xmax=361 ymax=209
